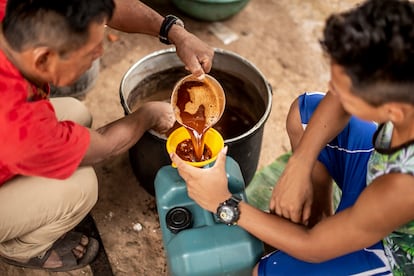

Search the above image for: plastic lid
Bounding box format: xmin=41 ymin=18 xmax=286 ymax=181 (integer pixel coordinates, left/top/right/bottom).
xmin=166 ymin=206 xmax=193 ymax=234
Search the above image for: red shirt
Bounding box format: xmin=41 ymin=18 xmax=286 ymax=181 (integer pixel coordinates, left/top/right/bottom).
xmin=0 ymin=0 xmax=90 ymax=185
xmin=0 ymin=0 xmax=4 ymax=21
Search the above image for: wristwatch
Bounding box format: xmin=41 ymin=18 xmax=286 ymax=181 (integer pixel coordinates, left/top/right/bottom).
xmin=159 ymin=15 xmax=185 ymax=45
xmin=216 ymin=195 xmax=242 ymax=226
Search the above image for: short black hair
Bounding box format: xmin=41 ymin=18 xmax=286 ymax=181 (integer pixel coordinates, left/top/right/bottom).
xmin=2 ymin=0 xmax=115 ymax=56
xmin=321 ymin=0 xmax=414 ymax=106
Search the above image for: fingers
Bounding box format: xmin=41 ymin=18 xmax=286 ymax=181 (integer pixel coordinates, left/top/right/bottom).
xmin=186 ymin=56 xmax=209 ymax=80
xmin=170 ymin=151 xmax=195 ymax=179
xmin=287 ymin=209 xmax=302 ymax=224
xmin=270 ymin=200 xmax=304 ymax=224
xmin=199 ymin=55 xmax=213 ymax=74
xmin=268 ymin=196 xmax=276 ymax=214
xmin=301 ymin=202 xmax=312 ymax=226
xmin=147 ymin=102 xmax=175 ymax=134
xmin=213 ymin=146 xmax=228 ymax=169
xmin=174 ymin=30 xmax=214 ymax=78
xmin=171 ymin=146 xmax=228 ymax=182
xmin=170 ymin=151 xmax=185 ymax=169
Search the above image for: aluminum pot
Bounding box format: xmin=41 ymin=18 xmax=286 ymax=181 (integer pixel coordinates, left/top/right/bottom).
xmin=120 ymin=48 xmax=272 ymax=195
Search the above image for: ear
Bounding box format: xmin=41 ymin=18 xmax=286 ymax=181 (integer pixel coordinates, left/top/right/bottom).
xmin=32 ymin=47 xmax=56 ymax=76
xmin=383 ymin=102 xmax=404 ymax=123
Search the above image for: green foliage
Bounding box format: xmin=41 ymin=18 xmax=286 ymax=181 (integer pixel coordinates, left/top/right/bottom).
xmin=246 ymin=152 xmax=342 ymax=211
xmin=246 ymin=152 xmax=291 ymax=211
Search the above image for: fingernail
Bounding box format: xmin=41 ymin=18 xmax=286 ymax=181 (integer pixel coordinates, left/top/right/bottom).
xmin=196 ymin=73 xmax=205 ymax=80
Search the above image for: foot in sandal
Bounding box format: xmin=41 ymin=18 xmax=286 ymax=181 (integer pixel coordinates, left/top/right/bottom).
xmin=0 ymin=231 xmax=99 ymax=272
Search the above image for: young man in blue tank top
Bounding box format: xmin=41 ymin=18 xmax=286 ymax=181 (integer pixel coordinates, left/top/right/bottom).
xmin=171 ymin=0 xmax=414 ymax=274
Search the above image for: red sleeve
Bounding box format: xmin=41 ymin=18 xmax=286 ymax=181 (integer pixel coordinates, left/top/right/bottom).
xmin=0 ymin=0 xmax=6 ymax=22
xmin=0 ymin=73 xmax=90 ymax=180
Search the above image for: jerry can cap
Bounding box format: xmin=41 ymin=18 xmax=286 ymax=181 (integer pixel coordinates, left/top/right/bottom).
xmin=166 ymin=206 xmax=193 ymax=234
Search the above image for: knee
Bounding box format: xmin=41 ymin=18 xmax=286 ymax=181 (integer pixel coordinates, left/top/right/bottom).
xmin=67 ymin=98 xmax=93 ymax=127
xmin=286 ymin=97 xmax=303 ymax=150
xmin=53 ymin=97 xmax=93 ymax=127
xmin=252 ymin=262 xmax=260 ymax=276
xmin=62 ymin=167 xmax=98 ymax=213
xmin=75 ymin=167 xmax=99 ymax=209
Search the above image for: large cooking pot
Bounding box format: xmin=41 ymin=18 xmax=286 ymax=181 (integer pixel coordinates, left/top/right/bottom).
xmin=120 ymin=48 xmax=272 ymax=195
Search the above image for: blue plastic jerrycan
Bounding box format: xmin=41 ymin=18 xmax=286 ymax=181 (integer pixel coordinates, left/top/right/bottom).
xmin=155 ymin=156 xmax=264 ymax=276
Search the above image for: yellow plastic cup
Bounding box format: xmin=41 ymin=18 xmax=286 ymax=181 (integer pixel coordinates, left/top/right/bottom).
xmin=166 ymin=126 xmax=224 ymax=168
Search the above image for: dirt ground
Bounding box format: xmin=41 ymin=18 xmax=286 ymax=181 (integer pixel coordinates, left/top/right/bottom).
xmin=0 ymin=0 xmax=362 ymax=275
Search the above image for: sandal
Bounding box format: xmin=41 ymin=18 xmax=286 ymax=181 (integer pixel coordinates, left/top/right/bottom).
xmin=0 ymin=231 xmax=99 ymax=272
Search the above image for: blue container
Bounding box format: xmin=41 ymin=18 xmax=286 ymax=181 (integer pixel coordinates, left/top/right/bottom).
xmin=155 ymin=157 xmax=264 ymax=276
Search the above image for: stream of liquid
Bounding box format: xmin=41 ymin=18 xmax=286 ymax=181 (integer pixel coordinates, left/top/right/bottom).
xmin=175 ymin=80 xmax=211 ymax=162
xmin=128 ymin=68 xmax=259 ymax=162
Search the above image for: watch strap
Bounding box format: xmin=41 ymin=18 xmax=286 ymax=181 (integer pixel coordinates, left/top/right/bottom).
xmin=159 ymin=15 xmax=183 ymax=45
xmin=228 ymin=195 xmax=242 ymax=205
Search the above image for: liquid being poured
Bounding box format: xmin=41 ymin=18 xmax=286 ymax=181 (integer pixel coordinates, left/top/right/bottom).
xmin=175 ymin=80 xmax=209 ymax=161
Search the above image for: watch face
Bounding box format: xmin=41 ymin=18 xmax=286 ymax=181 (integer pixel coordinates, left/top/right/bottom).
xmin=219 ymin=206 xmax=235 ymax=223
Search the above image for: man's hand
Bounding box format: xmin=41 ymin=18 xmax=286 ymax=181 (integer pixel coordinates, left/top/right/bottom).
xmin=269 ymin=156 xmax=314 ymax=225
xmin=170 ymin=146 xmax=231 ymax=212
xmin=169 ymin=26 xmax=214 ymax=79
xmin=141 ymin=101 xmax=175 ymax=135
xmin=108 ymin=1 xmax=214 ymax=79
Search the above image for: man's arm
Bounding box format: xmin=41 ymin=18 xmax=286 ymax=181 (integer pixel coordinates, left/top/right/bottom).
xmin=107 ymin=0 xmax=214 ymax=78
xmin=172 ymin=147 xmax=414 ymax=262
xmin=80 ymin=101 xmax=174 ymax=165
xmin=107 ymin=0 xmax=162 ymax=35
xmin=270 ymin=91 xmax=351 ymax=224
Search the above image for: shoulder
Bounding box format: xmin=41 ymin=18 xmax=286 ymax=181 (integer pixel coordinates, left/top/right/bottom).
xmin=356 ymin=173 xmax=414 ymax=234
xmin=0 ymin=49 xmax=29 ymax=99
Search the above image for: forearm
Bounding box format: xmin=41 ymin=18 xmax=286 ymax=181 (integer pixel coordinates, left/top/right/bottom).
xmin=108 ymin=0 xmax=163 ymax=35
xmin=292 ymin=91 xmax=350 ymax=166
xmin=108 ymin=1 xmax=194 ymax=49
xmin=81 ymin=108 xmax=152 ymax=165
xmin=237 ymin=202 xmax=367 ymax=262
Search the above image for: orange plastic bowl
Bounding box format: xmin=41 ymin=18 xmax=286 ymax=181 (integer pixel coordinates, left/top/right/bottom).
xmin=166 ymin=126 xmax=224 ymax=168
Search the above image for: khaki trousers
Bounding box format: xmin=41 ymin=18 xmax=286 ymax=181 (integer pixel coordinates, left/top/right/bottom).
xmin=0 ymin=97 xmax=97 ymax=261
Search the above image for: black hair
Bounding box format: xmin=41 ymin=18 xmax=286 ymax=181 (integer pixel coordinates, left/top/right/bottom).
xmin=321 ymin=0 xmax=414 ymax=106
xmin=2 ymin=0 xmax=115 ymax=56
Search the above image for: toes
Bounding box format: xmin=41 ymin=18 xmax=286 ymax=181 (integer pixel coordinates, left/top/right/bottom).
xmin=72 ymin=235 xmax=89 ymax=259
xmin=79 ymin=235 xmax=89 ymax=247
xmin=72 ymin=247 xmax=84 ymax=259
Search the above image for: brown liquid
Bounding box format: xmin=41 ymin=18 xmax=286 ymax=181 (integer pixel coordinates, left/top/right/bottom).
xmin=128 ymin=67 xmax=259 ymax=140
xmin=176 ymin=139 xmax=212 ymax=162
xmin=175 ymin=80 xmax=209 ymax=161
xmin=167 ymin=105 xmax=255 ymax=140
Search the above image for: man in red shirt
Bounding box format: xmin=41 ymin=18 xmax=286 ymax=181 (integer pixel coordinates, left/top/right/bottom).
xmin=0 ymin=0 xmax=213 ymax=272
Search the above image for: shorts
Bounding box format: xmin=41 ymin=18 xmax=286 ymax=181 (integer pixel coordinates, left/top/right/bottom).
xmin=258 ymin=92 xmax=391 ymax=275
